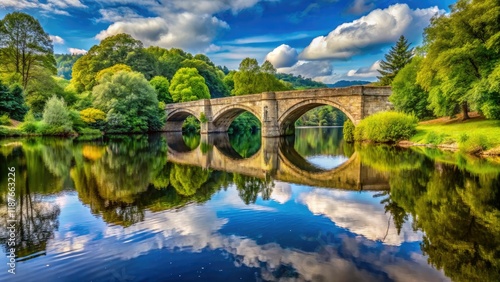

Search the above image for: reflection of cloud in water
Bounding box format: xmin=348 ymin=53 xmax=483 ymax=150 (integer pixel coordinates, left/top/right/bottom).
xmin=306 ymin=155 xmax=349 ymax=170
xmin=40 ymin=190 xmax=446 ymax=282
xmin=299 ymin=189 xmax=423 ymax=246
xmin=270 ymin=182 xmax=292 ymax=204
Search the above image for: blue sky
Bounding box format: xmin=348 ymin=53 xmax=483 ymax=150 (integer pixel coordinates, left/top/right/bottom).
xmin=0 ymin=0 xmax=455 ymax=82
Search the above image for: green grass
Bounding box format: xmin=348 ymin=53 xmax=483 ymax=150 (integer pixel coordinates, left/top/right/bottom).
xmin=410 ymin=119 xmax=500 ymax=153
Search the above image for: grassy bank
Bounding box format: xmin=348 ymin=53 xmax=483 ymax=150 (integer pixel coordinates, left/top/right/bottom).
xmin=409 ymin=114 xmax=500 ymax=155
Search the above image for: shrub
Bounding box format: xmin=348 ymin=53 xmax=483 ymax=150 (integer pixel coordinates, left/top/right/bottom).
xmin=80 ymin=108 xmax=106 ymax=129
xmin=20 ymin=121 xmax=40 ymax=133
xmin=37 ymin=123 xmax=74 ymax=136
xmin=20 ymin=111 xmax=40 ymax=134
xmin=354 ymin=111 xmax=418 ymax=143
xmin=42 ymin=96 xmax=72 ymax=131
xmin=0 ymin=114 xmax=11 ymax=126
xmin=343 ymin=119 xmax=355 ymax=143
xmin=0 ymin=126 xmax=21 ymax=136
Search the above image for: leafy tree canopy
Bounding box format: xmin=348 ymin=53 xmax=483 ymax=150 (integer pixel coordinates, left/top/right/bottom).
xmin=0 ymin=12 xmax=56 ymax=90
xmin=71 ymin=33 xmax=144 ymax=92
xmin=391 ymin=56 xmax=433 ymax=119
xmin=150 ymin=76 xmax=172 ymax=104
xmin=92 ymin=71 xmax=164 ymax=133
xmin=417 ymin=0 xmax=500 ymax=120
xmin=169 ymin=67 xmax=210 ymax=102
xmin=232 ymin=58 xmax=290 ymax=95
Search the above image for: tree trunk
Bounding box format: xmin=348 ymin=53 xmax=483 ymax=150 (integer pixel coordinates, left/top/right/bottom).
xmin=461 ymin=102 xmax=470 ymax=121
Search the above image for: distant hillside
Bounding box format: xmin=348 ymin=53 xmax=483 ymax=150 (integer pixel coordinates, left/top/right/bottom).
xmin=327 ymin=80 xmax=371 ymax=88
xmin=55 ymin=54 xmax=82 ymax=80
xmin=276 ymin=73 xmax=327 ymax=89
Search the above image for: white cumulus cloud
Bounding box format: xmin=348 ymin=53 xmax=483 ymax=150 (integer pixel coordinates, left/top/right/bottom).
xmin=68 ymin=48 xmax=87 ymax=55
xmin=94 ymin=0 xmax=273 ymax=52
xmin=346 ymin=60 xmax=381 ymax=78
xmin=0 ymin=0 xmax=85 ymax=16
xmin=278 ymin=60 xmax=333 ymax=79
xmin=50 ymin=35 xmax=65 ymax=44
xmin=265 ymin=44 xmax=299 ymax=68
xmin=300 ymin=4 xmax=442 ymax=60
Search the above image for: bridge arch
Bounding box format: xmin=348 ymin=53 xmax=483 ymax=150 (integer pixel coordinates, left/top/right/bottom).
xmin=277 ymin=99 xmax=355 ymax=135
xmin=165 ymin=108 xmax=200 ymax=132
xmin=211 ymin=104 xmax=262 ymax=133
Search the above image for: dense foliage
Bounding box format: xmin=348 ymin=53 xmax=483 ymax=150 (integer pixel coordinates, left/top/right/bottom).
xmin=232 ymin=58 xmax=290 ymax=95
xmin=92 ymin=71 xmax=164 ymax=133
xmin=417 ymin=0 xmax=500 ymax=120
xmin=149 ymin=76 xmax=172 ymax=104
xmin=169 ymin=67 xmax=210 ymax=102
xmin=354 ymin=111 xmax=418 ymax=143
xmin=391 ymin=56 xmax=433 ymax=119
xmin=0 ymin=81 xmax=28 ymax=120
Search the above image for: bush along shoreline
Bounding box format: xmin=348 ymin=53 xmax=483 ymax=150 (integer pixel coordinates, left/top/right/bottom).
xmin=343 ymin=111 xmax=500 ymax=157
xmin=343 ymin=111 xmax=418 ymax=144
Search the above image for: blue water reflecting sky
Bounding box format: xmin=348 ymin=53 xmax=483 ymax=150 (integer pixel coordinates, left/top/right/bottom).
xmin=1 ymin=182 xmax=448 ymax=282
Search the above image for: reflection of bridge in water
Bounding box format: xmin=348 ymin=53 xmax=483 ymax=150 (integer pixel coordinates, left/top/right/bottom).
xmin=166 ymin=133 xmax=389 ymax=191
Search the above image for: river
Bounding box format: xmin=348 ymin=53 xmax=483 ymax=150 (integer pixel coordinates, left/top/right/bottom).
xmin=0 ymin=128 xmax=499 ymax=281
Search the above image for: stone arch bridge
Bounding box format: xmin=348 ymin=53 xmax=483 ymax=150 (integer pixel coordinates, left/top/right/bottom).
xmin=165 ymin=86 xmax=392 ymax=137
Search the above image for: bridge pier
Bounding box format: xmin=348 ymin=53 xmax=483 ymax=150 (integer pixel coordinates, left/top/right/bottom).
xmin=261 ymin=92 xmax=281 ymax=137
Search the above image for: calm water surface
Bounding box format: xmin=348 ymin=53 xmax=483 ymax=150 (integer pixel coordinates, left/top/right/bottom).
xmin=0 ymin=128 xmax=499 ymax=282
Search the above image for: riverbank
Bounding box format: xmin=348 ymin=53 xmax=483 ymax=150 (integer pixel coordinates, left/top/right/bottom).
xmin=400 ymin=113 xmax=500 ymax=156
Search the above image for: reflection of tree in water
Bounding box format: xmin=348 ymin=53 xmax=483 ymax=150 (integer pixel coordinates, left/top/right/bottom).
xmin=71 ymin=135 xmax=168 ymax=226
xmin=169 ymin=164 xmax=211 ymax=196
xmin=0 ymin=145 xmax=60 ymax=261
xmin=229 ymin=132 xmax=261 ymax=158
xmin=361 ymin=144 xmax=500 ymax=282
xmin=233 ymin=174 xmax=274 ymax=205
xmin=71 ymin=135 xmax=231 ymax=225
xmin=294 ymin=128 xmax=349 ymax=157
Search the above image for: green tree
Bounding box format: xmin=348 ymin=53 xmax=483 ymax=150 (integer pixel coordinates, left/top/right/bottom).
xmin=181 ymin=58 xmax=230 ymax=98
xmin=42 ymin=95 xmax=72 ymax=131
xmin=155 ymin=48 xmax=193 ymax=80
xmin=0 ymin=12 xmax=56 ymax=89
xmin=95 ymin=64 xmax=132 ymax=82
xmin=92 ymin=71 xmax=164 ymax=133
xmin=150 ymin=76 xmax=172 ymax=103
xmin=169 ymin=67 xmax=210 ymax=102
xmin=71 ymin=33 xmax=143 ymax=92
xmin=0 ymin=81 xmax=28 ymax=120
xmin=391 ymin=56 xmax=433 ymax=119
xmin=472 ymin=63 xmax=500 ymax=119
xmin=25 ymin=73 xmax=67 ymax=115
xmin=417 ymin=0 xmax=500 ymax=120
xmin=377 ymin=35 xmax=413 ymax=86
xmin=232 ymin=58 xmax=289 ymax=95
